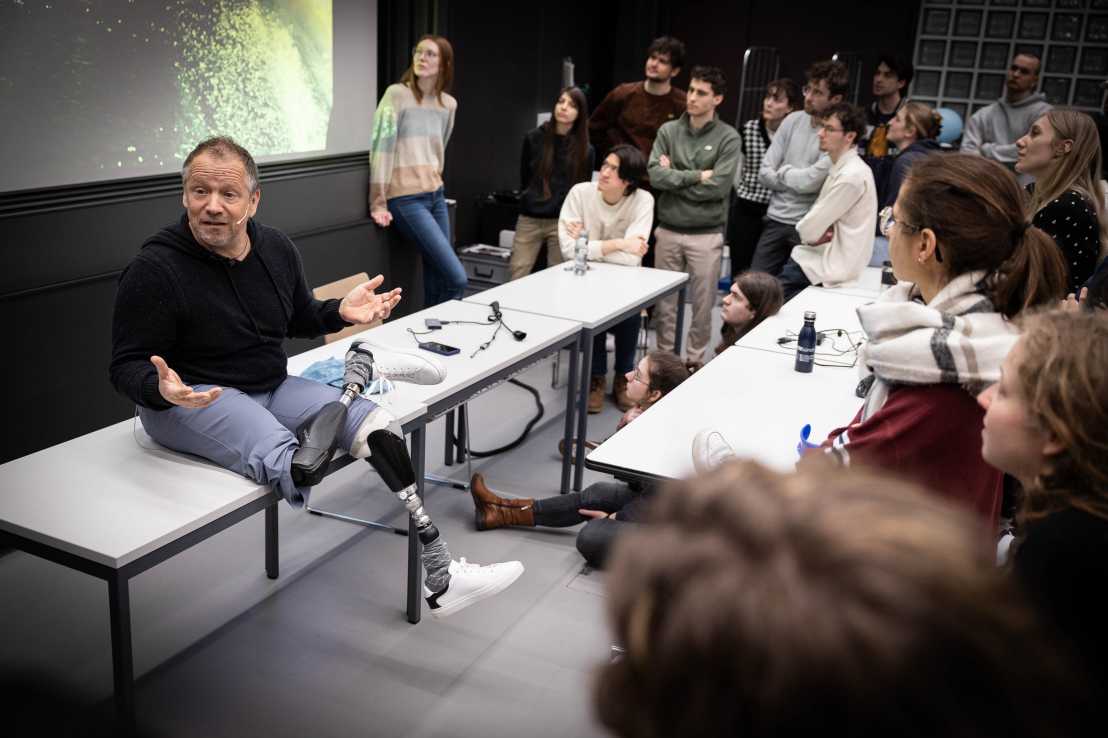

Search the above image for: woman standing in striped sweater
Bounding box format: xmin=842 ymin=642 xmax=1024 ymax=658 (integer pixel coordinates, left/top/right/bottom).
xmin=369 ymin=35 xmax=466 ymax=306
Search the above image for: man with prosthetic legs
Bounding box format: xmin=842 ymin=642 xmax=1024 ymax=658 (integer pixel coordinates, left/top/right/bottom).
xmin=293 ymin=342 xmax=524 ymax=614
xmin=111 ymin=136 xmax=522 ymax=619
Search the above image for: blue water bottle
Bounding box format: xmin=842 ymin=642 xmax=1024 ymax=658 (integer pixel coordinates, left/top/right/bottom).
xmin=794 ymin=310 xmax=816 ymax=373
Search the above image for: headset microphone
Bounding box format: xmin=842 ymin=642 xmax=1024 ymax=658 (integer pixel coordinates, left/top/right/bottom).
xmin=236 ymin=210 xmax=250 ymax=225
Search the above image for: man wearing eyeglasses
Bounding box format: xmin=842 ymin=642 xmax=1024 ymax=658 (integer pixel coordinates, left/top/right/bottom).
xmin=777 ymin=103 xmax=877 ymax=302
xmin=962 ymin=52 xmax=1051 ymax=178
xmin=751 ymin=60 xmax=848 ymax=279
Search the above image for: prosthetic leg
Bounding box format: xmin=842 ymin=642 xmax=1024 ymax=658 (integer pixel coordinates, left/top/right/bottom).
xmin=290 ymin=341 xmax=523 ymax=617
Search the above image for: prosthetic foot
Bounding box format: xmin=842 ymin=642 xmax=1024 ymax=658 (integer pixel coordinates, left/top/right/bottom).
xmin=291 ymin=340 xmax=446 ymax=486
xmin=365 ymin=429 xmax=524 ymax=619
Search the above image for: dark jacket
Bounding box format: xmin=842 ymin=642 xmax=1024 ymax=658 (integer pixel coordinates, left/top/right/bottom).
xmin=519 ymin=124 xmax=594 ymax=218
xmin=110 ymin=215 xmax=348 ymax=409
xmin=878 ymin=139 xmax=943 ymax=211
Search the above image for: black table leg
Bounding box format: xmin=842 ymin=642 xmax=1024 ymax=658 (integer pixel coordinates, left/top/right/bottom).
xmin=574 ymin=331 xmax=594 ymax=492
xmin=674 ymin=286 xmax=687 ymax=355
xmin=443 ymin=409 xmax=455 ymax=467
xmin=108 ymin=573 xmax=135 ymax=733
xmin=455 ymin=405 xmax=467 ymax=464
xmin=560 ymin=339 xmax=580 ymax=494
xmin=407 ymin=427 xmax=425 ymax=624
xmin=264 ymin=500 xmax=279 ymax=580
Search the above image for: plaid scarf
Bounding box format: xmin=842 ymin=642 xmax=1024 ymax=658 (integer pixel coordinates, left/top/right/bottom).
xmin=856 ymin=271 xmax=1019 ymax=420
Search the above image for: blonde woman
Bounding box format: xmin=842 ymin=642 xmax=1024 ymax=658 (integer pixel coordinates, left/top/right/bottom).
xmin=1016 ymin=110 xmax=1107 ymax=295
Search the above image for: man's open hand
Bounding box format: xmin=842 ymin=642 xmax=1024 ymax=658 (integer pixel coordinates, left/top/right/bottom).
xmin=339 ymin=274 xmax=402 ymax=325
xmin=151 ymin=356 xmax=222 ymax=409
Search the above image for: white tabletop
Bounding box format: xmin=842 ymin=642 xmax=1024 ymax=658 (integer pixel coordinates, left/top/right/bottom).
xmin=818 ymin=266 xmax=884 ymax=298
xmin=585 ymin=344 xmax=866 ymax=480
xmin=0 ymin=419 xmax=274 ymax=569
xmin=737 ymin=286 xmax=871 ymax=362
xmin=290 ymin=300 xmax=582 ymax=416
xmin=464 ymin=262 xmax=688 ymax=330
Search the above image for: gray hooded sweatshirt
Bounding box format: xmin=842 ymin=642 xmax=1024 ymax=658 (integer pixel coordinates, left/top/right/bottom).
xmin=961 ymin=92 xmax=1052 ymax=168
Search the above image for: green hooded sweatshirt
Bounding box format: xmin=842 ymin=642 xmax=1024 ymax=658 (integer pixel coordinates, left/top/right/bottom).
xmin=648 ymin=112 xmax=741 ymax=233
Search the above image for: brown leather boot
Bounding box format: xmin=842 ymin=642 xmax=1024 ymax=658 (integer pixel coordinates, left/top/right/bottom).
xmin=612 ymin=374 xmax=634 ymax=411
xmin=470 ymin=473 xmax=535 ymax=530
xmin=588 ymin=375 xmax=606 ymax=414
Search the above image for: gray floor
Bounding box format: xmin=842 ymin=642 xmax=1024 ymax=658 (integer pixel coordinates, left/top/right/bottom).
xmin=0 ymin=303 xmax=714 ymax=738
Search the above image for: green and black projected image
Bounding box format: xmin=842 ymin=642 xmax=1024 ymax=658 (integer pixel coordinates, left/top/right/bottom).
xmin=0 ymin=0 xmax=364 ymax=193
xmin=174 ymin=0 xmax=332 ymax=164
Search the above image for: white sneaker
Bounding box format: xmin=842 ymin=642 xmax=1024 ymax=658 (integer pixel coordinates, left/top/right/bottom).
xmin=691 ymin=428 xmax=736 ymax=474
xmin=352 ymin=341 xmax=447 ymax=385
xmin=424 ymin=557 xmax=524 ymax=619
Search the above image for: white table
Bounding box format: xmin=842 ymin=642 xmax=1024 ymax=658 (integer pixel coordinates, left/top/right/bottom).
xmin=584 ymin=344 xmax=867 ymax=482
xmin=287 ymin=300 xmax=582 ymax=623
xmin=737 ymin=286 xmax=871 ymax=361
xmin=465 ymin=263 xmax=689 ymax=490
xmin=584 ymin=287 xmax=875 ymax=484
xmin=818 ymin=266 xmax=884 ymax=298
xmin=0 ymin=420 xmax=280 ymax=730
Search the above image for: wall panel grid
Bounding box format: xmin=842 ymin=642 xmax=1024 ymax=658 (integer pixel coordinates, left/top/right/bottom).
xmin=911 ymin=0 xmax=1108 ymax=123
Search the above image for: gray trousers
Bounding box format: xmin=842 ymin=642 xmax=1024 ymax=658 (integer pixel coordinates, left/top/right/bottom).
xmin=749 ymin=218 xmax=801 ymax=277
xmin=140 ymin=375 xmax=376 ymax=507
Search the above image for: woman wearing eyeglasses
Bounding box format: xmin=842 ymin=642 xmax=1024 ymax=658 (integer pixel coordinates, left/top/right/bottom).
xmin=369 ymin=35 xmax=465 ymax=307
xmin=814 ymin=154 xmax=1068 ymax=528
xmin=467 ymin=351 xmax=689 ymax=568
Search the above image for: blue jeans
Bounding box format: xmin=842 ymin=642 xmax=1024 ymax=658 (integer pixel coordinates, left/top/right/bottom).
xmin=591 ymin=314 xmax=641 ymax=377
xmin=388 ymin=188 xmax=467 ymax=306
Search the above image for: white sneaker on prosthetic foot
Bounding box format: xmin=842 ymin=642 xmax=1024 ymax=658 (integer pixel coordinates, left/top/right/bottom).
xmin=424 ymin=558 xmax=525 ymax=619
xmin=691 ymin=429 xmax=737 ymax=474
xmin=349 ymin=340 xmax=446 ymax=387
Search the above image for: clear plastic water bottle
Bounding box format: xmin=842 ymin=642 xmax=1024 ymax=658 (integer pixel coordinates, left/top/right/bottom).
xmin=794 ymin=310 xmax=817 ymax=373
xmin=573 ymin=229 xmax=589 ymax=275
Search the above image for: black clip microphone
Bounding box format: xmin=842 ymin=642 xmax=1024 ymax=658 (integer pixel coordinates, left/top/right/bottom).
xmin=488 ymin=300 xmax=501 ymax=322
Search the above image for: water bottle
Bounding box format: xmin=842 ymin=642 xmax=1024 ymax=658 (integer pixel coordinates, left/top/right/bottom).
xmin=573 ymin=229 xmax=589 ymax=275
xmin=794 ymin=310 xmax=817 ymax=373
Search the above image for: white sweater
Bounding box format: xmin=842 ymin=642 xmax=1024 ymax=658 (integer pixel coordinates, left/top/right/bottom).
xmin=790 ymin=148 xmax=877 ymax=286
xmin=558 ymin=182 xmax=655 ymax=266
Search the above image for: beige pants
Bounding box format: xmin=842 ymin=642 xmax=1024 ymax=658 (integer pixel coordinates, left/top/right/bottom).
xmin=653 ymin=226 xmax=723 ymax=364
xmin=509 ymin=215 xmax=562 ymax=280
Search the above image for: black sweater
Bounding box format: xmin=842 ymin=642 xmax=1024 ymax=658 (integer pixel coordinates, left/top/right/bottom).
xmin=110 ymin=215 xmax=349 ymax=410
xmin=1029 ymin=188 xmax=1101 ymax=295
xmin=519 ymin=124 xmax=594 ymax=218
xmin=1014 ymin=506 xmax=1108 ymax=698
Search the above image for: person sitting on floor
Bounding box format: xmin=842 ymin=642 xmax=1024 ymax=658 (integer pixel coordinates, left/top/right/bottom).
xmin=559 ymin=144 xmax=655 ymax=413
xmin=714 ymin=270 xmax=785 ymax=355
xmin=594 ymin=460 xmax=1092 ymax=738
xmin=977 ymin=308 xmax=1108 ymax=701
xmin=777 ymin=102 xmax=877 ymax=302
xmin=1015 ymin=109 xmax=1107 ymax=296
xmin=468 ymin=351 xmax=688 ymax=569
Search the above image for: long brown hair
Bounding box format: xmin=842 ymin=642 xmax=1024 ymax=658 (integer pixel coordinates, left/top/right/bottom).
xmin=1014 ymin=309 xmax=1108 ymax=525
xmin=1026 ymin=110 xmax=1108 ymax=261
xmin=716 ymin=271 xmax=784 ymax=353
xmin=400 ymin=35 xmax=454 ymax=105
xmin=899 ymin=154 xmax=1067 ymax=318
xmin=596 ymin=461 xmax=1085 ymax=738
xmin=533 ymin=86 xmax=590 ymax=201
